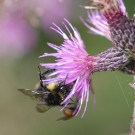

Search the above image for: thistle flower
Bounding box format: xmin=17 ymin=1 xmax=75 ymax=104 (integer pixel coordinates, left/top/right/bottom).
xmin=82 ymin=0 xmax=135 ymax=79
xmin=0 ymin=0 xmax=73 ymax=57
xmin=40 ymin=19 xmax=129 ymax=116
xmin=0 ymin=0 xmax=37 ymax=58
xmin=10 ymin=0 xmax=72 ymax=31
xmin=84 ymin=0 xmax=135 ymax=58
xmin=0 ymin=15 xmax=37 ymax=57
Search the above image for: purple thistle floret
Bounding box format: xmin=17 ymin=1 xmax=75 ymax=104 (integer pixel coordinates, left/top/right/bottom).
xmin=40 ymin=19 xmax=130 ymax=116
xmin=83 ymin=0 xmax=127 ymax=41
xmin=81 ymin=10 xmax=111 ymax=41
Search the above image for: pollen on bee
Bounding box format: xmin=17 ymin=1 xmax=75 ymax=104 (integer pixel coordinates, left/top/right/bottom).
xmin=63 ymin=108 xmax=74 ymax=117
xmin=46 ymin=82 xmax=58 ymax=91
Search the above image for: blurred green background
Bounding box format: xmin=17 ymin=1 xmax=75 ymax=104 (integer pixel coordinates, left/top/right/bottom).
xmin=0 ymin=0 xmax=135 ymax=135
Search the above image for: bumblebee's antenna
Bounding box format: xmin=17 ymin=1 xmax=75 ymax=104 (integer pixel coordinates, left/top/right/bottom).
xmin=38 ymin=66 xmax=44 ymax=88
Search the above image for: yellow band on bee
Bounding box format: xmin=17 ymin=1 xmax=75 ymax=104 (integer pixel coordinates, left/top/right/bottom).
xmin=46 ymin=82 xmax=58 ymax=91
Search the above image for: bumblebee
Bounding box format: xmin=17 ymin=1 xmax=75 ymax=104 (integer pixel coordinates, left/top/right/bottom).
xmin=18 ymin=67 xmax=73 ymax=113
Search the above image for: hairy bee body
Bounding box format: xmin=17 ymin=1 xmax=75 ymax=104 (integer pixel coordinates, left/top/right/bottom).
xmin=18 ymin=67 xmax=74 ymax=114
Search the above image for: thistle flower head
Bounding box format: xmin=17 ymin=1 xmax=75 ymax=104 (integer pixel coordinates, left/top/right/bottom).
xmin=84 ymin=0 xmax=135 ymax=58
xmin=40 ymin=19 xmax=96 ymax=116
xmin=83 ymin=0 xmax=127 ymax=36
xmin=82 ymin=0 xmax=127 ymax=41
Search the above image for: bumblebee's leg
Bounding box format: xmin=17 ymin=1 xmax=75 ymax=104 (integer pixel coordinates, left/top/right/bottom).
xmin=41 ymin=68 xmax=55 ymax=79
xmin=38 ymin=66 xmax=44 ymax=88
xmin=38 ymin=66 xmax=54 ymax=81
xmin=38 ymin=66 xmax=54 ymax=80
xmin=62 ymin=74 xmax=69 ymax=84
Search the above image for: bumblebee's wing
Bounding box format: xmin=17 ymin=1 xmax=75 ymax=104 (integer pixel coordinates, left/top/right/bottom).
xmin=35 ymin=103 xmax=51 ymax=113
xmin=17 ymin=89 xmax=35 ymax=99
xmin=18 ymin=89 xmax=32 ymax=96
